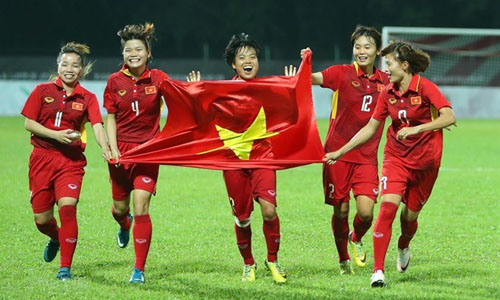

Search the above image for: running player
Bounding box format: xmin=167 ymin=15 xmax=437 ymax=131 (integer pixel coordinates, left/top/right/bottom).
xmin=324 ymin=41 xmax=456 ymax=287
xmin=298 ymin=26 xmax=389 ymax=274
xmin=103 ymin=23 xmax=169 ymax=284
xmin=22 ymin=42 xmax=111 ymax=281
xmin=222 ymin=33 xmax=288 ymax=283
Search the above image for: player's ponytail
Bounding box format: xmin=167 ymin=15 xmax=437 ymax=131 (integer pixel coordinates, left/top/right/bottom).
xmin=381 ymin=41 xmax=431 ymax=74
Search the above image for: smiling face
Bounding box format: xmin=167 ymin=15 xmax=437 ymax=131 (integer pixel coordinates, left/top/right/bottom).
xmin=122 ymin=39 xmax=150 ymax=74
xmin=353 ymin=35 xmax=378 ymax=71
xmin=385 ymin=52 xmax=409 ymax=83
xmin=57 ymin=53 xmax=82 ymax=87
xmin=232 ymin=46 xmax=259 ymax=80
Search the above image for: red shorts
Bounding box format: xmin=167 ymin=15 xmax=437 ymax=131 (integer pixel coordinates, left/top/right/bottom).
xmin=108 ymin=141 xmax=159 ymax=201
xmin=28 ymin=148 xmax=86 ymax=213
xmin=223 ymin=169 xmax=277 ymax=221
xmin=380 ymin=161 xmax=439 ymax=212
xmin=323 ymin=160 xmax=379 ymax=206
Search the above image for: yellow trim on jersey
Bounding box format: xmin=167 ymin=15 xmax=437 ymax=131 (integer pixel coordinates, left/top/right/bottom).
xmin=79 ymin=116 xmax=88 ymax=145
xmin=331 ymin=90 xmax=339 ymax=120
xmin=121 ymin=68 xmax=133 ymax=77
xmin=430 ymin=105 xmax=439 ymax=121
xmin=416 ymin=75 xmax=421 ymax=90
xmin=353 ymin=61 xmax=359 ymax=75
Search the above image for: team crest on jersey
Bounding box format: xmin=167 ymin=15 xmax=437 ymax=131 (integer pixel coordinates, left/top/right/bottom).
xmin=388 ymin=98 xmax=397 ymax=105
xmin=118 ymin=89 xmax=127 ymax=96
xmin=351 ymin=81 xmax=361 ymax=87
xmin=411 ymin=96 xmax=422 ymax=105
xmin=44 ymin=97 xmax=54 ymax=103
xmin=72 ymin=102 xmax=83 ymax=111
xmin=145 ymin=86 xmax=157 ymax=95
xmin=377 ymin=84 xmax=384 ymax=91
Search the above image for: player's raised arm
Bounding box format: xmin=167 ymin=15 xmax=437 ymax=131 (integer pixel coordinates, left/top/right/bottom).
xmin=187 ymin=70 xmax=201 ymax=82
xmin=300 ymin=47 xmax=323 ymax=85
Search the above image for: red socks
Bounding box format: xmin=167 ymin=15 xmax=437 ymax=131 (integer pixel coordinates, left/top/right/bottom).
xmin=35 ymin=217 xmax=59 ymax=241
xmin=351 ymin=213 xmax=372 ymax=243
xmin=372 ymin=202 xmax=398 ymax=272
xmin=58 ymin=205 xmax=78 ymax=268
xmin=332 ymin=215 xmax=350 ymax=262
xmin=263 ymin=216 xmax=281 ymax=262
xmin=133 ymin=214 xmax=152 ymax=271
xmin=398 ymin=214 xmax=418 ymax=249
xmin=235 ymin=224 xmax=254 ymax=265
xmin=112 ymin=207 xmax=131 ymax=230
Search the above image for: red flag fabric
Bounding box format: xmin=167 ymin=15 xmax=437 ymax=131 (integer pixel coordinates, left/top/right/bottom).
xmin=119 ymin=51 xmax=324 ymax=170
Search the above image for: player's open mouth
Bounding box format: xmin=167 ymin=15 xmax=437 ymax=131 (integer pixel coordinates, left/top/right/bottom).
xmin=243 ymin=66 xmax=253 ymax=73
xmin=357 ymin=56 xmax=368 ymax=62
xmin=129 ymin=58 xmax=141 ymax=63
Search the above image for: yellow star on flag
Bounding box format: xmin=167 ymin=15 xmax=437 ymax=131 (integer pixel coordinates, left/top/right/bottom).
xmin=198 ymin=107 xmax=278 ymax=160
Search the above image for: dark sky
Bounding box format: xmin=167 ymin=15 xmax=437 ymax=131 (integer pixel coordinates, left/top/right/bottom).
xmin=3 ymin=0 xmax=499 ymax=61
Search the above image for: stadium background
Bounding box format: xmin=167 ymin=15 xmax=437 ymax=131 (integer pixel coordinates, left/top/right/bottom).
xmin=2 ymin=0 xmax=500 ymax=118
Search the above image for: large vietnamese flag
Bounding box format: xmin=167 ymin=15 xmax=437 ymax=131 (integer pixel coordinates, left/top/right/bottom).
xmin=119 ymin=51 xmax=324 ymax=170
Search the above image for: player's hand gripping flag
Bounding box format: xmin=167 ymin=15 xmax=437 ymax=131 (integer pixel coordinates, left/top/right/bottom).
xmin=119 ymin=50 xmax=324 ymax=170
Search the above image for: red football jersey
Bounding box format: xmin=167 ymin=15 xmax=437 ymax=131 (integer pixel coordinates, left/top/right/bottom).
xmin=104 ymin=66 xmax=170 ymax=143
xmin=372 ymin=75 xmax=452 ymax=170
xmin=321 ymin=63 xmax=389 ymax=164
xmin=21 ymin=77 xmax=103 ymax=153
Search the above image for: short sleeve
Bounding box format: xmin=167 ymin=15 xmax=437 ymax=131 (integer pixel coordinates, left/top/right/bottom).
xmin=371 ymin=89 xmax=389 ymax=122
xmin=320 ymin=65 xmax=344 ymax=90
xmin=423 ymin=79 xmax=452 ymax=111
xmin=103 ymin=78 xmax=117 ymax=114
xmin=87 ymin=93 xmax=103 ymax=125
xmin=21 ymin=85 xmax=42 ymax=120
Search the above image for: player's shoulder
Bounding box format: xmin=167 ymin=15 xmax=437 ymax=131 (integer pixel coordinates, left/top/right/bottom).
xmin=35 ymin=81 xmax=57 ymax=91
xmin=150 ymin=69 xmax=171 ymax=80
xmin=417 ymin=75 xmax=440 ymax=94
xmin=324 ymin=64 xmax=351 ymax=73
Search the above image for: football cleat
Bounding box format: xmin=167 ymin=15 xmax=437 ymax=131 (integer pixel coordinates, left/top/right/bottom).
xmin=117 ymin=213 xmax=133 ymax=248
xmin=397 ymin=247 xmax=411 ymax=273
xmin=339 ymin=260 xmax=354 ymax=275
xmin=348 ymin=232 xmax=367 ymax=267
xmin=241 ymin=264 xmax=256 ymax=282
xmin=129 ymin=268 xmax=145 ymax=284
xmin=56 ymin=267 xmax=73 ymax=281
xmin=265 ymin=260 xmax=287 ymax=283
xmin=44 ymin=239 xmax=60 ymax=262
xmin=370 ymin=270 xmax=386 ymax=287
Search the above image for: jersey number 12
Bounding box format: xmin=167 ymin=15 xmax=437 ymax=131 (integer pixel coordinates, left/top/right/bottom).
xmin=361 ymin=95 xmax=373 ymax=112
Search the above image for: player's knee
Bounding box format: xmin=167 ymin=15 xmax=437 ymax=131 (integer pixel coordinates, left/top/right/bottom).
xmin=34 ymin=213 xmax=52 ymax=225
xmin=113 ymin=202 xmax=129 ymax=215
xmin=334 ymin=207 xmax=349 ymax=218
xmin=235 ymin=217 xmax=251 ymax=228
xmin=261 ymin=206 xmax=276 ymax=221
xmin=357 ymin=209 xmax=373 ymax=221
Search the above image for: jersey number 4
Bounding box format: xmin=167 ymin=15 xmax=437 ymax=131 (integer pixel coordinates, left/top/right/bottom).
xmin=361 ymin=95 xmax=373 ymax=112
xmin=131 ymin=101 xmax=140 ymax=116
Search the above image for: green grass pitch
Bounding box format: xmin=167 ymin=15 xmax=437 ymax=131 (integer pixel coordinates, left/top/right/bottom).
xmin=0 ymin=117 xmax=498 ymax=299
